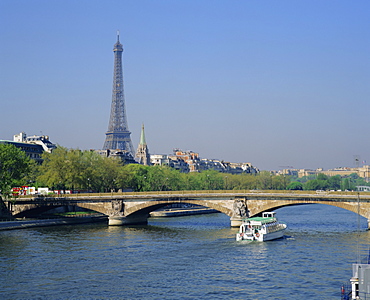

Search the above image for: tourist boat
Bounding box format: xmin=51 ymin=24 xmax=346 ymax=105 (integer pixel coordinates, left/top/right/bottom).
xmin=236 ymin=212 xmax=287 ymax=242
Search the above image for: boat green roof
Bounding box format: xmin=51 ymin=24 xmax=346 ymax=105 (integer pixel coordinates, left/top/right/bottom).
xmin=245 ymin=217 xmax=276 ymax=224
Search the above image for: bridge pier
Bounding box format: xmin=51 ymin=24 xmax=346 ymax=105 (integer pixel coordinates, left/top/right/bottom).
xmin=108 ymin=215 xmax=148 ymax=226
xmin=230 ymin=217 xmax=243 ymax=227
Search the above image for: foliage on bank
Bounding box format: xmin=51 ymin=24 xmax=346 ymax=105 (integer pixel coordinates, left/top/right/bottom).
xmin=295 ymin=173 xmax=366 ymax=191
xmin=0 ymin=144 xmax=35 ymax=199
xmin=35 ymin=148 xmax=292 ymax=192
xmin=1 ymin=146 xmax=369 ymax=193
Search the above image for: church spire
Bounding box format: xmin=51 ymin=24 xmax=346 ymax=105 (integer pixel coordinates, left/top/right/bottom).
xmin=139 ymin=124 xmax=147 ymax=145
xmin=135 ymin=123 xmax=151 ymax=165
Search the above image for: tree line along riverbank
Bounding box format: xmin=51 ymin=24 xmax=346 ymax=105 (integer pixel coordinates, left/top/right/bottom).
xmin=1 ymin=144 xmax=368 ymax=202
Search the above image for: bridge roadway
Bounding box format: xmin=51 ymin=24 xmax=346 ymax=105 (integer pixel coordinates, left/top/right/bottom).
xmin=5 ymin=190 xmax=370 ymax=227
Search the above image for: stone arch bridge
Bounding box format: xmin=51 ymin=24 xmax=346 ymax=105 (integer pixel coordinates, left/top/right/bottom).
xmin=5 ymin=190 xmax=370 ymax=227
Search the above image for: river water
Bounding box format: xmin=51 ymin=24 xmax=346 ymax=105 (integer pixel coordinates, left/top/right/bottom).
xmin=1 ymin=204 xmax=369 ymax=299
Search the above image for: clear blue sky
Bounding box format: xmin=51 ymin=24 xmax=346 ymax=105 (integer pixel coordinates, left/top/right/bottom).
xmin=1 ymin=0 xmax=369 ymax=171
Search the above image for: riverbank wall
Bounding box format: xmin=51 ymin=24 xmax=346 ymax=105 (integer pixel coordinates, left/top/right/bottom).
xmin=0 ymin=216 xmax=107 ymax=231
xmin=0 ymin=208 xmax=219 ymax=231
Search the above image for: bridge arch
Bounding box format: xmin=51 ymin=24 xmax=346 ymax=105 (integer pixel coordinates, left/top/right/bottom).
xmin=13 ymin=203 xmax=107 ymax=218
xmin=125 ymin=200 xmax=233 ymax=218
xmin=246 ymin=199 xmax=368 ymax=221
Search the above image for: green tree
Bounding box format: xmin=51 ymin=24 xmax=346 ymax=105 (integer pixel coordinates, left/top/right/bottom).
xmin=141 ymin=165 xmax=184 ymax=191
xmin=90 ymin=153 xmax=122 ymax=192
xmin=202 ymin=170 xmax=224 ymax=190
xmin=304 ymin=179 xmax=320 ymax=190
xmin=0 ymin=144 xmax=34 ymax=199
xmin=38 ymin=147 xmax=83 ymax=190
xmin=295 ymin=174 xmax=317 ymax=183
xmin=38 ymin=146 xmax=71 ymax=190
xmin=272 ymin=175 xmax=290 ymax=190
xmin=184 ymin=170 xmax=224 ymax=190
xmin=304 ymin=178 xmax=329 ymax=191
xmin=303 ymin=173 xmax=333 ymax=191
xmin=317 ymin=173 xmax=328 ymax=181
xmin=341 ymin=178 xmax=350 ymax=191
xmin=341 ymin=177 xmax=357 ymax=191
xmin=328 ymin=175 xmax=341 ymax=190
xmin=122 ymin=164 xmax=150 ymax=191
xmin=226 ymin=173 xmax=258 ymax=190
xmin=287 ymin=181 xmax=303 ymax=190
xmin=257 ymin=171 xmax=273 ymax=190
xmin=38 ymin=147 xmax=124 ymax=192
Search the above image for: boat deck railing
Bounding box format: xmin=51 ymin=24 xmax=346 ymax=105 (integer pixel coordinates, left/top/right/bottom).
xmin=341 ymin=282 xmax=351 ymax=300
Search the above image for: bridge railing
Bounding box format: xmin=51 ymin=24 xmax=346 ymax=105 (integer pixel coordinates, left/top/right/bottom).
xmin=13 ymin=189 xmax=370 ymax=200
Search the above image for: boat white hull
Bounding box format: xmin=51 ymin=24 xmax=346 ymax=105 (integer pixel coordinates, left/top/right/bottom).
xmin=257 ymin=229 xmax=285 ymax=242
xmin=236 ymin=226 xmax=287 ymax=242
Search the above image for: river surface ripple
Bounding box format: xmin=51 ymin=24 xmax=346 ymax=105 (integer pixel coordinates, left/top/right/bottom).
xmin=1 ymin=204 xmax=369 ymax=299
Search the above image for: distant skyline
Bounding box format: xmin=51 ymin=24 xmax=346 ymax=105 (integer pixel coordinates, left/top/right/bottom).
xmin=1 ymin=1 xmax=369 ymax=171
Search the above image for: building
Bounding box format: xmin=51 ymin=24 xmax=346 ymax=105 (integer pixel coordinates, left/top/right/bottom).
xmin=358 ymin=165 xmax=370 ymax=179
xmin=171 ymin=149 xmax=202 ymax=172
xmin=135 ymin=124 xmax=151 ymax=165
xmin=0 ymin=132 xmax=56 ymax=164
xmin=0 ymin=140 xmax=44 ymax=164
xmin=150 ymin=154 xmax=171 ymax=167
xmin=103 ymin=32 xmax=135 ymax=157
xmin=278 ymin=166 xmax=370 ymax=180
xmin=223 ymin=162 xmax=259 ymax=175
xmin=150 ymin=154 xmax=190 ymax=172
xmin=168 ymin=156 xmax=190 ymax=173
xmin=13 ymin=132 xmax=56 ymax=153
xmin=150 ymin=149 xmax=259 ymax=174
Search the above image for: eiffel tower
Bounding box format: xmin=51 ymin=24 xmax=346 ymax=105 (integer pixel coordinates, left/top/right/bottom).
xmin=103 ymin=32 xmax=134 ymax=156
